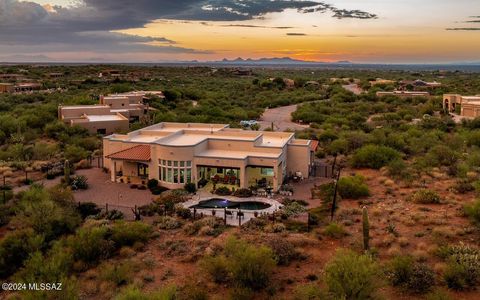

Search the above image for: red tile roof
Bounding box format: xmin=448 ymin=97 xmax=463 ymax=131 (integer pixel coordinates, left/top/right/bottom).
xmin=106 ymin=145 xmax=151 ymax=162
xmin=310 ymin=140 xmax=319 ymax=152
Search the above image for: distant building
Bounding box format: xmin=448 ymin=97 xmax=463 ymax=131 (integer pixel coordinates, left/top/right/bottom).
xmin=443 ymin=94 xmax=480 ymax=118
xmin=103 ymin=122 xmax=316 ymax=191
xmin=0 ymin=74 xmax=24 ymax=81
xmin=14 ymin=83 xmax=42 ymax=92
xmin=48 ymin=72 xmax=64 ymax=78
xmin=400 ymin=79 xmax=442 ymax=90
xmin=58 ymin=91 xmax=163 ymax=134
xmin=0 ymin=83 xmax=14 ymax=93
xmin=376 ymin=90 xmax=430 ymax=98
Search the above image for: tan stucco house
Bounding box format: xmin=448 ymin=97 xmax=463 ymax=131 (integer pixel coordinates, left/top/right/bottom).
xmin=103 ymin=122 xmax=317 ymax=191
xmin=443 ymin=94 xmax=480 ymax=117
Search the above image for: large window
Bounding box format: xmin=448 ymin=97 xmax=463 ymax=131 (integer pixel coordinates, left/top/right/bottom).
xmin=159 ymin=160 xmax=192 ymax=184
xmin=261 ymin=167 xmax=274 ymax=176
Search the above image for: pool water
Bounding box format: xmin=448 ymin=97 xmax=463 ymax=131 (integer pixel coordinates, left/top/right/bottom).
xmin=190 ymin=198 xmax=271 ymax=210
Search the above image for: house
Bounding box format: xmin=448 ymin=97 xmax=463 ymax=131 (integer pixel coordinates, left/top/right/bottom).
xmin=58 ymin=91 xmax=163 ymax=134
xmin=443 ymin=94 xmax=480 ymax=117
xmin=400 ymin=79 xmax=442 ymax=90
xmin=0 ymin=83 xmax=14 ymax=93
xmin=13 ymin=83 xmax=42 ymax=92
xmin=58 ymin=105 xmax=129 ymax=135
xmin=376 ymin=91 xmax=430 ymax=98
xmin=103 ymin=122 xmax=317 ymax=191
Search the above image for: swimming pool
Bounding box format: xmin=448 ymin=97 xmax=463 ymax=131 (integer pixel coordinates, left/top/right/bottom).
xmin=190 ymin=198 xmax=271 ymax=210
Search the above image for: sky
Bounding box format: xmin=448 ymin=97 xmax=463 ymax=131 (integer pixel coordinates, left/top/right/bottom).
xmin=0 ymin=0 xmax=479 ymax=63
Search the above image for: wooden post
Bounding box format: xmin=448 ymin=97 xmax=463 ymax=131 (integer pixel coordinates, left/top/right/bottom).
xmin=238 ymin=209 xmax=242 ymax=227
xmin=193 ymin=208 xmax=197 ymax=220
xmin=105 ymin=203 xmax=109 ymax=213
xmin=224 ymin=208 xmax=227 ymax=225
xmin=331 ymin=154 xmax=337 ymax=178
xmin=330 ymin=168 xmax=341 ymax=222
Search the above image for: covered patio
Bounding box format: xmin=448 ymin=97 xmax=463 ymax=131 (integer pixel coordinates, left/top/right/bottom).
xmin=106 ymin=145 xmax=151 ymax=185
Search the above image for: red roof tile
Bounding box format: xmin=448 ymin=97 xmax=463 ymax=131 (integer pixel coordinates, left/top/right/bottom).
xmin=106 ymin=145 xmax=151 ymax=162
xmin=310 ymin=140 xmax=319 ymax=152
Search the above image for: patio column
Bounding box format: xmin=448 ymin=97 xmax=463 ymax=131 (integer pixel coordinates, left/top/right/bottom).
xmin=111 ymin=160 xmax=116 ymax=182
xmin=239 ymin=166 xmax=247 ymax=189
xmin=273 ymin=163 xmax=279 ymax=191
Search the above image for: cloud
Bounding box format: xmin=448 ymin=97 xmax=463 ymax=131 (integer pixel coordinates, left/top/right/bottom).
xmin=286 ymin=33 xmax=307 ymax=36
xmin=446 ymin=28 xmax=480 ymax=31
xmin=0 ymin=0 xmax=378 ymax=60
xmin=200 ymin=22 xmax=294 ymax=29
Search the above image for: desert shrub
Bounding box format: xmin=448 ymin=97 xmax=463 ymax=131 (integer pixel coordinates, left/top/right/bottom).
xmin=115 ymin=285 xmax=177 ymax=300
xmin=77 ymin=202 xmax=101 ymax=219
xmin=442 ymin=244 xmax=480 ymax=290
xmin=228 ymin=237 xmax=276 ymax=290
xmin=147 ymin=179 xmax=159 ymax=189
xmin=183 ymin=217 xmax=224 ymax=236
xmin=67 ymin=226 xmax=114 ymax=267
xmin=138 ymin=202 xmax=163 ymax=216
xmin=425 ymin=145 xmax=459 ymax=167
xmin=323 ymin=222 xmax=347 ymax=239
xmin=199 ymin=255 xmax=229 ymax=283
xmin=387 ymin=158 xmax=409 ymax=179
xmin=215 ymin=186 xmax=232 ymax=196
xmin=281 ymin=201 xmax=307 ymax=218
xmin=386 ymin=255 xmax=414 ymax=286
xmin=234 ymin=188 xmax=253 ymax=198
xmin=178 ymin=281 xmax=209 ymax=300
xmin=110 ymin=221 xmax=152 ymax=248
xmin=452 ymin=179 xmax=474 ymax=194
xmin=292 ymin=283 xmax=325 ymax=300
xmin=101 ymin=261 xmax=134 ymax=286
xmin=406 ymin=263 xmax=435 ymax=294
xmin=325 ymin=249 xmax=379 ymax=300
xmin=464 ymin=199 xmax=480 ymax=225
xmin=99 ymin=209 xmax=125 ymax=220
xmin=157 ymin=216 xmax=182 ymax=230
xmin=70 ymin=175 xmax=88 ymax=190
xmin=265 ymin=236 xmax=296 ymax=265
xmin=229 ymin=287 xmax=254 ymax=300
xmin=411 ymin=189 xmax=441 ymax=204
xmin=351 ymin=145 xmax=401 ymax=169
xmin=184 ymin=182 xmax=197 ymax=194
xmin=151 ymin=186 xmax=168 ymax=195
xmin=338 ymin=175 xmax=370 ymax=199
xmin=0 ymin=229 xmax=43 ymax=278
xmin=175 ymin=206 xmax=192 ymax=219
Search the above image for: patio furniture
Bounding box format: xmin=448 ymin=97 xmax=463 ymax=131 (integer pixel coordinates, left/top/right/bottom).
xmin=212 ymin=175 xmax=220 ymax=183
xmin=229 ymin=176 xmax=237 ymax=185
xmin=223 ymin=175 xmax=230 ymax=184
xmin=225 ymin=210 xmax=233 ymax=218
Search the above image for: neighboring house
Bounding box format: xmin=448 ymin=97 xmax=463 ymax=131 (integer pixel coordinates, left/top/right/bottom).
xmin=58 ymin=105 xmax=129 ymax=135
xmin=103 ymin=122 xmax=317 ymax=191
xmin=13 ymin=83 xmax=42 ymax=92
xmin=0 ymin=83 xmax=14 ymax=93
xmin=443 ymin=94 xmax=480 ymax=117
xmin=400 ymin=79 xmax=442 ymax=90
xmin=376 ymin=90 xmax=430 ymax=98
xmin=58 ymin=91 xmax=163 ymax=134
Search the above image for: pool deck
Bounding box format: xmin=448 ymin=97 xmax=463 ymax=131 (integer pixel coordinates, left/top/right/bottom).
xmin=182 ymin=195 xmax=283 ymax=226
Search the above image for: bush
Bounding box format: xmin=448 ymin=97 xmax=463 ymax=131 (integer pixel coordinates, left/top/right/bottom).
xmin=115 ymin=285 xmax=177 ymax=300
xmin=293 ymin=284 xmax=325 ymax=300
xmin=338 ymin=175 xmax=370 ymax=199
xmin=67 ymin=226 xmax=115 ymax=267
xmin=411 ymin=189 xmax=441 ymax=204
xmin=386 ymin=255 xmax=414 ymax=286
xmin=70 ymin=175 xmax=88 ymax=190
xmin=234 ymin=188 xmax=253 ymax=198
xmin=281 ymin=201 xmax=307 ymax=218
xmin=325 ymin=249 xmax=379 ymax=300
xmin=215 ymin=186 xmax=232 ymax=196
xmin=151 ymin=186 xmax=168 ymax=195
xmin=199 ymin=255 xmax=229 ymax=283
xmin=443 ymin=244 xmax=480 ymax=290
xmin=426 ymin=289 xmax=453 ymax=300
xmin=323 ymin=222 xmax=347 ymax=239
xmin=351 ymin=145 xmax=401 ymax=169
xmin=157 ymin=216 xmax=182 ymax=230
xmin=175 ymin=206 xmax=192 ymax=219
xmin=207 ymin=237 xmax=276 ymax=290
xmin=184 ymin=182 xmax=197 ymax=194
xmin=110 ymin=221 xmax=152 ymax=248
xmin=101 ymin=261 xmax=133 ymax=286
xmin=77 ymin=202 xmax=101 ymax=219
xmin=265 ymin=236 xmax=296 ymax=265
xmin=452 ymin=179 xmax=474 ymax=194
xmin=0 ymin=229 xmax=43 ymax=278
xmin=147 ymin=179 xmax=159 ymax=189
xmin=406 ymin=263 xmax=435 ymax=294
xmin=464 ymin=199 xmax=480 ymax=224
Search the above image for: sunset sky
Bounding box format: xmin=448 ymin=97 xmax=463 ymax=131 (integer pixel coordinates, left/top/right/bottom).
xmin=1 ymin=0 xmax=480 ymax=63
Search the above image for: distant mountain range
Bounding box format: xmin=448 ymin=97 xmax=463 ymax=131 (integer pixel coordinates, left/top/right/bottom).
xmin=204 ymin=57 xmax=353 ymax=65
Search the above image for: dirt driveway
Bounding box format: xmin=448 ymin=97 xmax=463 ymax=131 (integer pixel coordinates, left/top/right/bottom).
xmin=258 ymin=104 xmax=309 ymax=131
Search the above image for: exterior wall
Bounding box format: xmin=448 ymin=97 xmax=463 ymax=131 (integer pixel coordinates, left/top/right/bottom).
xmin=0 ymin=84 xmax=14 ymax=93
xmin=71 ymin=118 xmax=129 ymax=135
xmin=286 ymin=144 xmax=311 ymax=178
xmin=461 ymin=103 xmax=480 ymax=118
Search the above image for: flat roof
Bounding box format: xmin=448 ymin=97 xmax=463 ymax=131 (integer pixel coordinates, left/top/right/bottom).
xmin=106 ymin=122 xmax=301 ymax=149
xmin=86 ymin=115 xmax=126 ymax=122
xmin=197 ymin=149 xmax=280 ymax=160
xmin=61 ymin=105 xmax=110 ymax=110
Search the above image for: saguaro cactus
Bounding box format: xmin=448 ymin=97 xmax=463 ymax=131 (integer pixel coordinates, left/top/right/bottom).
xmin=362 ymin=206 xmax=370 ymax=251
